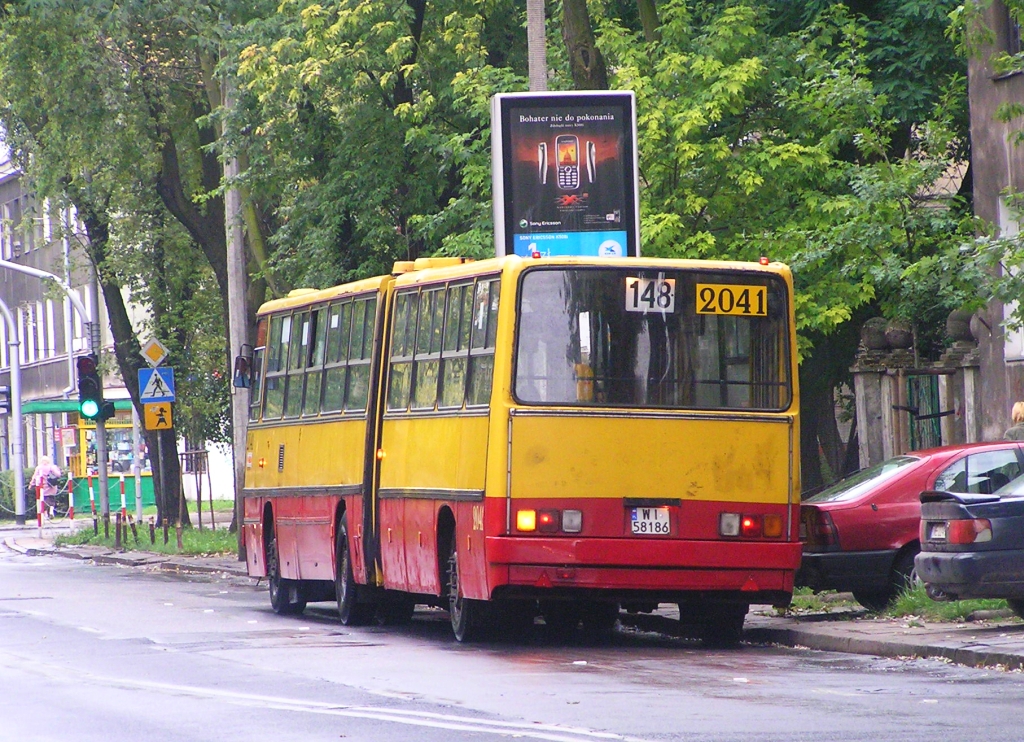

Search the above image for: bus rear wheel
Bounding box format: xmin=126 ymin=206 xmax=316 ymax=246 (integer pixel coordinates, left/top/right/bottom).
xmin=267 ymin=529 xmax=305 ymax=615
xmin=336 ymin=515 xmax=373 ymax=626
xmin=446 ymin=548 xmax=484 ymax=642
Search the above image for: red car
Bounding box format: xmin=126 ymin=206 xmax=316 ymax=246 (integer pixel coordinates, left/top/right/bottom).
xmin=797 ymin=442 xmax=1024 ymax=610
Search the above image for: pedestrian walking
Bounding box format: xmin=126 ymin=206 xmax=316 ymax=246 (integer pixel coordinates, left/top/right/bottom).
xmin=30 ymin=455 xmax=62 ymax=519
xmin=1005 ymin=401 xmax=1024 ymax=441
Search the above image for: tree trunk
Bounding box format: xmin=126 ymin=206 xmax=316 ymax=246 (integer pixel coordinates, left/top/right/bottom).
xmin=562 ymin=0 xmax=608 ymax=89
xmin=637 ymin=0 xmax=661 ymax=42
xmin=75 ymin=198 xmax=188 ymax=526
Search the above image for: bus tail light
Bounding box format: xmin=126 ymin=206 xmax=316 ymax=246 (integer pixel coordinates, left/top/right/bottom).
xmin=562 ymin=509 xmax=583 ymax=533
xmin=719 ymin=512 xmax=740 ymax=536
xmin=741 ymin=515 xmax=762 ymax=538
xmin=516 ymin=510 xmax=537 ymax=532
xmin=721 ymin=512 xmax=785 ymax=539
xmin=538 ymin=510 xmax=559 ymax=533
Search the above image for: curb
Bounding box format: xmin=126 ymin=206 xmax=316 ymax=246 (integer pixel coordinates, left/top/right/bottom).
xmin=745 ymin=625 xmax=1024 ymax=671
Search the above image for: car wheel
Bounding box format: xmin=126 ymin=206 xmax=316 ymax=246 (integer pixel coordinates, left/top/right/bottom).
xmin=1007 ymin=599 xmax=1024 ymax=619
xmin=852 ymin=590 xmax=891 ymax=612
xmin=891 ymin=547 xmax=920 ymax=595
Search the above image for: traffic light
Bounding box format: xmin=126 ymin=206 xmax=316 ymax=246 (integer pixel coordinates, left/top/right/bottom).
xmin=76 ymin=354 xmax=102 ymax=420
xmin=0 ymin=385 xmax=9 ymax=416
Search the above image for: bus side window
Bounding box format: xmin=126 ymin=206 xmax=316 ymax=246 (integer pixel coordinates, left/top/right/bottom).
xmin=322 ymin=301 xmax=350 ymax=413
xmin=388 ymin=292 xmax=416 ymax=411
xmin=439 ymin=283 xmax=470 ymax=409
xmin=263 ymin=314 xmax=287 ymax=419
xmin=345 ymin=298 xmax=376 ymax=412
xmin=303 ymin=307 xmax=328 ymax=416
xmin=412 ymin=288 xmax=443 ymax=410
xmin=467 ymin=279 xmax=499 ymax=406
xmin=284 ymin=311 xmax=310 ymax=417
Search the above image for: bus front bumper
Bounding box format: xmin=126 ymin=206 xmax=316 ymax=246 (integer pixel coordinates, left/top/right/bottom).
xmin=485 ymin=536 xmax=801 ymax=604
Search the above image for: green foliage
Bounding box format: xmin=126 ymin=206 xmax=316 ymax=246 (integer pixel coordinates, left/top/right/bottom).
xmin=57 ymin=523 xmax=238 ymax=556
xmin=889 ymin=582 xmax=1013 ymax=622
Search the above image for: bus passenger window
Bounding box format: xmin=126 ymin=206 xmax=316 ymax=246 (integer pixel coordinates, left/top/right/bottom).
xmin=440 ymin=284 xmax=470 ymax=409
xmin=467 ymin=280 xmax=499 ymax=406
xmin=284 ymin=311 xmax=309 ymax=417
xmin=413 ymin=289 xmax=443 ymax=409
xmin=263 ymin=314 xmax=288 ymax=419
xmin=388 ymin=292 xmax=417 ymax=411
xmin=345 ymin=298 xmax=376 ymax=412
xmin=303 ymin=308 xmax=327 ymax=416
xmin=322 ymin=302 xmax=350 ymax=413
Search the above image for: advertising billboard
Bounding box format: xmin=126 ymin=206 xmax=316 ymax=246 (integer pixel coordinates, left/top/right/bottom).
xmin=491 ymin=91 xmax=640 ymax=258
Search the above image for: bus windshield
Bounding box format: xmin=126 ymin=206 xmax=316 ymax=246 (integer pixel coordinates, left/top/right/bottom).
xmin=514 ymin=267 xmax=791 ymax=410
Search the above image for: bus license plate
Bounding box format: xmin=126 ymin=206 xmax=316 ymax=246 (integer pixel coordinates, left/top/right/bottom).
xmin=631 ymin=507 xmax=670 ymax=535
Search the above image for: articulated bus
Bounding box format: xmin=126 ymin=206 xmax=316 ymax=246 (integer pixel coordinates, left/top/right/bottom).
xmin=240 ymin=255 xmax=801 ymax=643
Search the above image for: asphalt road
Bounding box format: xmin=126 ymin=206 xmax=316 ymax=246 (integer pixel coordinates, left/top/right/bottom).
xmin=2 ymin=548 xmax=1024 ymax=742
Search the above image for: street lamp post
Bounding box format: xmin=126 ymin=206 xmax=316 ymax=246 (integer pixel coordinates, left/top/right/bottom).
xmin=0 ymin=257 xmax=108 ymax=523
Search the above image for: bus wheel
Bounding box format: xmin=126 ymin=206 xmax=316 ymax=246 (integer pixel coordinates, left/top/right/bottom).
xmin=579 ymin=602 xmax=619 ymax=641
xmin=336 ymin=515 xmax=373 ymax=626
xmin=267 ymin=530 xmax=305 ymax=615
xmin=698 ymin=603 xmax=747 ymax=648
xmin=446 ymin=548 xmax=483 ymax=642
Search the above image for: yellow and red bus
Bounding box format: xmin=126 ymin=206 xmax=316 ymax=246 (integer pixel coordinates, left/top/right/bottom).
xmin=240 ymin=255 xmax=801 ymax=643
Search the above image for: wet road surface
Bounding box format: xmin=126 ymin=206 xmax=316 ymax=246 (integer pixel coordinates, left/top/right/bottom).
xmin=1 ymin=549 xmax=1023 ymax=742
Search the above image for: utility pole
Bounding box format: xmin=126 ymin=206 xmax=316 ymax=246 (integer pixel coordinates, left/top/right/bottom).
xmin=0 ymin=296 xmax=25 ymax=524
xmin=224 ymin=76 xmax=249 ymax=560
xmin=0 ymin=258 xmax=103 ymax=523
xmin=527 ymin=0 xmax=548 ymax=92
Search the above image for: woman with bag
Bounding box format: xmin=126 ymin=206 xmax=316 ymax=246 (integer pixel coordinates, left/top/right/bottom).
xmin=30 ymin=455 xmax=62 ymax=519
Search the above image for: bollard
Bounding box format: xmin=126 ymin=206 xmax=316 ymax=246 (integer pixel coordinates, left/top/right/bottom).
xmin=128 ymin=514 xmax=139 ymax=544
xmin=115 ymin=512 xmax=122 ymax=551
xmin=149 ymin=518 xmax=156 ymax=545
xmin=67 ymin=471 xmax=75 ymax=521
xmin=118 ymin=473 xmax=127 ymax=528
xmin=103 ymin=513 xmax=109 ymax=540
xmin=163 ymin=518 xmax=169 ymax=545
xmin=36 ymin=484 xmax=42 ymax=536
xmin=175 ymin=522 xmax=183 ymax=551
xmin=88 ymin=472 xmax=98 ymax=535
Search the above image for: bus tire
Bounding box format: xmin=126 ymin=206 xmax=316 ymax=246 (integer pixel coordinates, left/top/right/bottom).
xmin=698 ymin=603 xmax=747 ymax=648
xmin=267 ymin=528 xmax=306 ymax=615
xmin=336 ymin=515 xmax=373 ymax=626
xmin=446 ymin=548 xmax=483 ymax=642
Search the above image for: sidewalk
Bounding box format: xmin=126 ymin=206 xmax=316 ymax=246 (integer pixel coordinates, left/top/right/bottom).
xmin=4 ymin=525 xmax=1024 ymax=669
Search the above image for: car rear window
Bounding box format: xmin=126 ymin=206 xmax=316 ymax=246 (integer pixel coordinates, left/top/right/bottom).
xmin=803 ymin=456 xmax=920 ymax=503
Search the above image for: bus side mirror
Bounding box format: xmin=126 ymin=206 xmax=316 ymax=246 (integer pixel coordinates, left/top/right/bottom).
xmin=233 ymin=345 xmax=253 ymax=389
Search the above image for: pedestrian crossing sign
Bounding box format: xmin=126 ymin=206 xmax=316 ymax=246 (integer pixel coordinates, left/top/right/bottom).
xmin=144 ymin=403 xmax=173 ymax=430
xmin=138 ymin=367 xmax=175 ymax=403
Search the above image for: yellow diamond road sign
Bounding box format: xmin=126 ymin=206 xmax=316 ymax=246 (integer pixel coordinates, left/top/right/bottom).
xmin=144 ymin=403 xmax=172 ymax=431
xmin=141 ymin=338 xmax=169 ymax=367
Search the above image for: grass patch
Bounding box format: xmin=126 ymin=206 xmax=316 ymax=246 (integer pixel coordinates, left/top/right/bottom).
xmin=56 ymin=524 xmax=238 ymax=556
xmin=886 ymin=583 xmax=1012 ymax=622
xmin=785 ymin=587 xmax=858 ymax=614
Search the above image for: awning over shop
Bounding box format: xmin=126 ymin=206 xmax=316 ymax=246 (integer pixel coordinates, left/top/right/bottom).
xmin=20 ymin=399 xmax=134 ymax=414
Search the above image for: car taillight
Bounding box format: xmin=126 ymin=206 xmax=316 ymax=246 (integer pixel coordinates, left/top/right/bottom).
xmin=946 ymin=518 xmax=992 ymax=545
xmin=803 ymin=508 xmax=838 ymax=547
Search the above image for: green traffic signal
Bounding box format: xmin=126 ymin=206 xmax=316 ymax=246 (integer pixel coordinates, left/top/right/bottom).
xmin=80 ymin=398 xmax=100 ymax=418
xmin=76 ymin=354 xmax=103 ymax=420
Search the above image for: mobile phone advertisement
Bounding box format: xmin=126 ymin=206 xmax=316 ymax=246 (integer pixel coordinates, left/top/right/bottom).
xmin=492 ymin=91 xmax=640 ymax=258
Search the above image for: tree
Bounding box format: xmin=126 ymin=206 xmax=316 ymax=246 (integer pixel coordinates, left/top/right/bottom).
xmin=0 ymin=1 xmax=260 ymax=523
